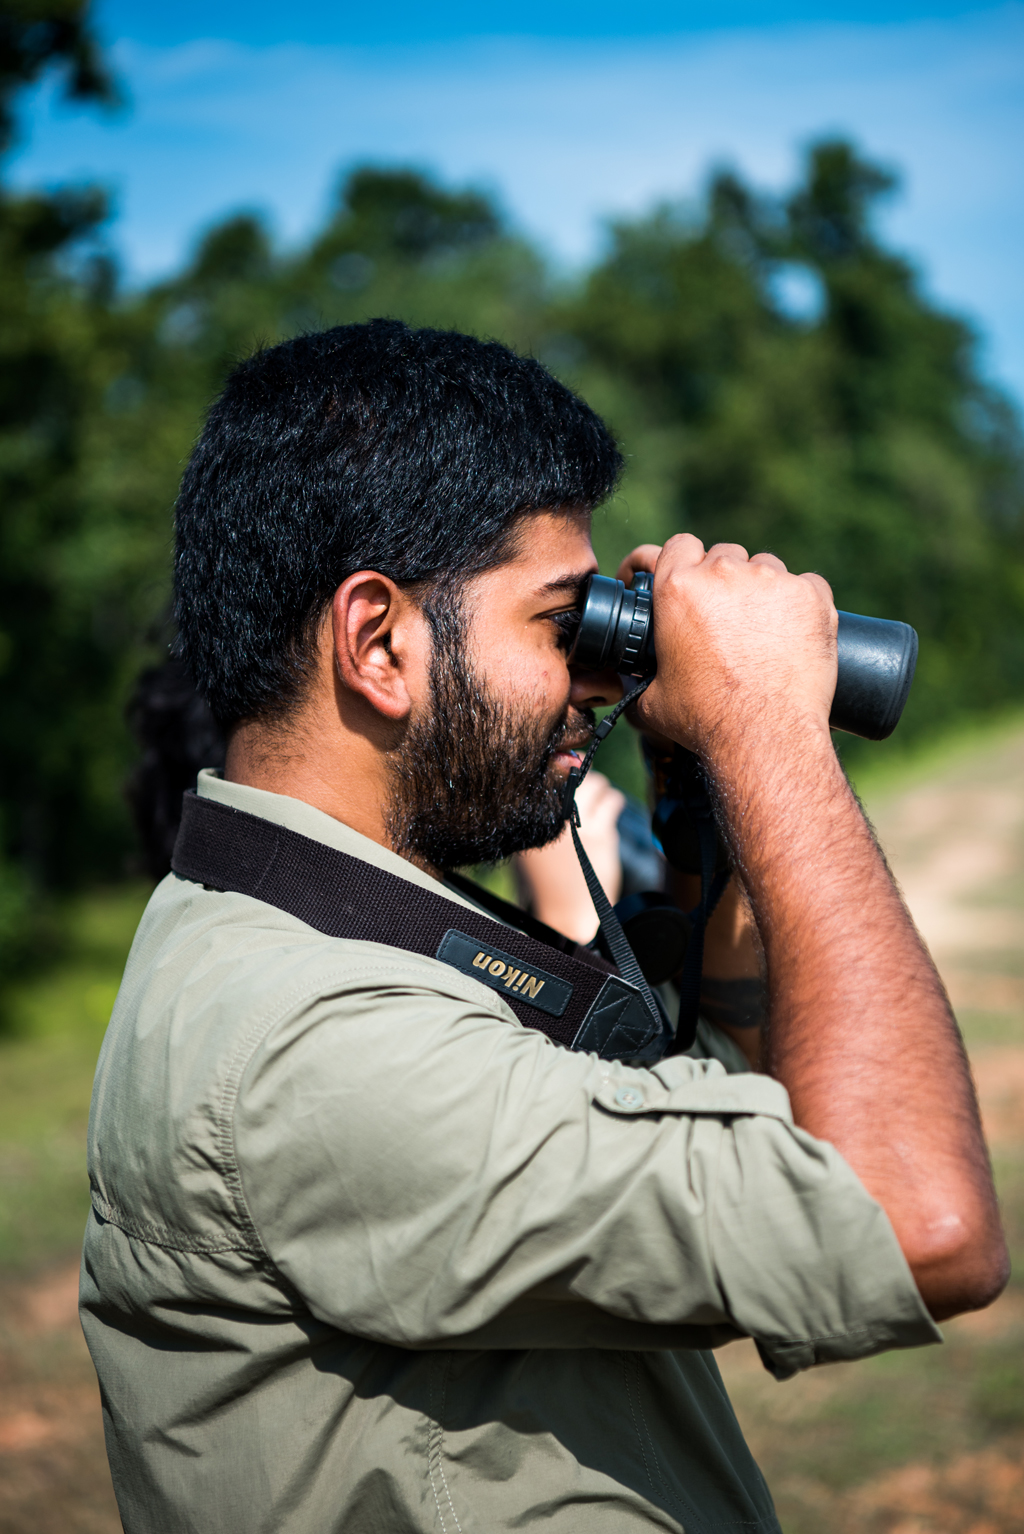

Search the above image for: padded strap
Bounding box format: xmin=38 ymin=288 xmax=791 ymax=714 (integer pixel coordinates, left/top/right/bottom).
xmin=171 ymin=792 xmax=667 ymax=1061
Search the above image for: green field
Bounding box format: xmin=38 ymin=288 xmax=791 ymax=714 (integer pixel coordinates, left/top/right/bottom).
xmin=0 ymin=884 xmax=150 ymax=1271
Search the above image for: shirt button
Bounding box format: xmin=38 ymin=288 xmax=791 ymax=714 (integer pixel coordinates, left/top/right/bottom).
xmin=614 ymin=1086 xmax=644 ymax=1110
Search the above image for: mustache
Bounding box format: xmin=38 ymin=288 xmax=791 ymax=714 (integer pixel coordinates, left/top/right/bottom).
xmin=544 ymin=708 xmax=596 ymax=762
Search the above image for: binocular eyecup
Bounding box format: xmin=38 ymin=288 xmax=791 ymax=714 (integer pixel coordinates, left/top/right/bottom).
xmin=569 ymin=571 xmax=918 ymax=742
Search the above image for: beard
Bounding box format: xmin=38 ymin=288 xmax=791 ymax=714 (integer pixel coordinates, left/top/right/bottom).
xmin=386 ymin=604 xmax=594 ymax=872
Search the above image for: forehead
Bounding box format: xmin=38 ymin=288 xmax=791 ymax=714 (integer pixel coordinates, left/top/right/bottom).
xmin=503 ymin=508 xmax=597 ymax=584
xmin=458 ymin=509 xmax=597 ymax=626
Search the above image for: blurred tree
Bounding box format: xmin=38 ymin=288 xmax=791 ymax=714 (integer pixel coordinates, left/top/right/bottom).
xmin=0 ymin=0 xmax=116 ymax=152
xmin=0 ymin=0 xmax=128 ymax=976
xmin=563 ymin=140 xmax=1024 ymax=771
xmin=2 ymin=15 xmax=1023 ymax=994
xmin=0 ymin=157 xmax=556 ymax=988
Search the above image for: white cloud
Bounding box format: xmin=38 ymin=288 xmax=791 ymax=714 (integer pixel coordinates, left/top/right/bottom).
xmin=11 ymin=5 xmax=1024 ymax=398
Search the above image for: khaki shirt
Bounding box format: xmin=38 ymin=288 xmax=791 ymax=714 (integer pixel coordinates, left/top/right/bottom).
xmin=81 ymin=770 xmax=939 ymax=1533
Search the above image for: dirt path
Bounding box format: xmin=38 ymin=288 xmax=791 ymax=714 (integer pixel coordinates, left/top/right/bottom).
xmin=848 ymin=729 xmax=1024 ymax=1533
xmin=869 ymin=729 xmax=1024 ymax=1149
xmin=0 ymin=1263 xmax=118 ymax=1533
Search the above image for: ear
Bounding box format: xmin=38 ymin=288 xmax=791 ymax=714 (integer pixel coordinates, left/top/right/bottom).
xmin=331 ymin=572 xmax=426 ymax=722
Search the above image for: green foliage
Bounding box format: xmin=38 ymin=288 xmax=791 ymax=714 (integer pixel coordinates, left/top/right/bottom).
xmin=0 ymin=882 xmax=149 ymax=1266
xmin=564 ymin=140 xmax=1024 ymax=767
xmin=0 ymin=0 xmax=116 ymax=155
xmin=0 ymin=7 xmax=1023 ymax=983
xmin=0 ymin=3 xmax=130 ymax=971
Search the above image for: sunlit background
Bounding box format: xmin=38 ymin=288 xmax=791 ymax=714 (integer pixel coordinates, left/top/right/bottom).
xmin=13 ymin=2 xmax=1024 ymax=396
xmin=1 ymin=5 xmax=1023 ymax=1531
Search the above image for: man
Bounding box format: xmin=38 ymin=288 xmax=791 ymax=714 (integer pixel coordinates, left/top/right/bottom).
xmin=81 ymin=320 xmax=1007 ymax=1533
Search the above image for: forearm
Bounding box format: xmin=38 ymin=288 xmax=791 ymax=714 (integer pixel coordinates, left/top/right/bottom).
xmin=707 ymin=721 xmax=1007 ymax=1316
xmin=621 ymin=531 xmax=1006 ymax=1315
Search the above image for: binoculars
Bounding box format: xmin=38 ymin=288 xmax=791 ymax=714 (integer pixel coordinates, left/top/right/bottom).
xmin=569 ymin=571 xmax=918 ymax=741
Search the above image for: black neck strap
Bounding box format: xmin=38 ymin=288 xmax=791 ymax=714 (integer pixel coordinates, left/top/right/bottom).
xmin=171 ymin=791 xmax=669 ymax=1062
xmin=562 ymin=687 xmax=729 ymax=1054
xmin=560 ymin=679 xmax=665 ymax=1036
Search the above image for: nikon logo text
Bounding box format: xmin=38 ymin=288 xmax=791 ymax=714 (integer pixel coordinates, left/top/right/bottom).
xmin=435 ymin=930 xmax=572 ymax=1018
xmin=471 ymin=950 xmax=546 ymax=1000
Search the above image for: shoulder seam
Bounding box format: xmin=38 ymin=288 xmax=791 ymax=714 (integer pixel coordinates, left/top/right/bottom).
xmin=219 ymin=961 xmax=521 ymax=1255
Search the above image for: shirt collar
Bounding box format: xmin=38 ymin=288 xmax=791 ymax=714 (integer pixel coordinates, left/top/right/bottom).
xmin=196 ymin=769 xmax=496 ymax=919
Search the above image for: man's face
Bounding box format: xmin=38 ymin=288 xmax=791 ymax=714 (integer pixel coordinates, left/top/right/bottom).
xmin=387 ymin=511 xmax=623 ymax=871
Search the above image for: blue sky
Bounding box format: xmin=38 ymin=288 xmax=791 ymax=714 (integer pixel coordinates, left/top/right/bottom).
xmin=11 ymin=2 xmax=1024 ymax=402
xmin=90 ymin=0 xmax=1008 ymax=47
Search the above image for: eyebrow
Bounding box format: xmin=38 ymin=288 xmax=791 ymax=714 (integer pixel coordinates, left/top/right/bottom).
xmin=537 ymin=570 xmax=595 ymax=601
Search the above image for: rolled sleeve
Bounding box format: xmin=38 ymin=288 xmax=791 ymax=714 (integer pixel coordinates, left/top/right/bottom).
xmin=232 ymin=953 xmax=940 ymax=1372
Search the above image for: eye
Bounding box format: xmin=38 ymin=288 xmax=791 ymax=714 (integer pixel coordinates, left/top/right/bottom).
xmin=549 ymin=608 xmax=581 ymax=654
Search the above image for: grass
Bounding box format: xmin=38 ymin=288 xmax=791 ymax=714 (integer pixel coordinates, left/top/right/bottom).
xmin=843 ymin=703 xmax=1024 ymax=805
xmin=0 ymin=883 xmax=151 ymax=1270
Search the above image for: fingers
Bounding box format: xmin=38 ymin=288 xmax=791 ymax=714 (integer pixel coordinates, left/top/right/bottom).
xmin=576 ymin=771 xmax=626 ymax=826
xmin=654 ymin=537 xmax=754 ymax=586
xmin=656 ymin=533 xmax=706 ymax=571
xmin=749 ymin=552 xmax=788 ymax=575
xmin=621 ymin=534 xmax=833 ymax=632
xmin=617 ymin=544 xmax=663 ymax=583
xmin=625 ymin=536 xmax=789 ymax=587
xmin=618 ymin=530 xmax=839 ymax=751
xmin=799 ymin=570 xmax=836 ymax=612
xmin=702 ymin=541 xmax=752 ymax=566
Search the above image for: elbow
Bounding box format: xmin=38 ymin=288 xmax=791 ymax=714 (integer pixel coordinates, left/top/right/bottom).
xmin=902 ymin=1207 xmax=1010 ymax=1321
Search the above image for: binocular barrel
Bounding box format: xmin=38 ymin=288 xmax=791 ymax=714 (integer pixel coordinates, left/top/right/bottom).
xmin=570 ymin=572 xmax=918 ymax=742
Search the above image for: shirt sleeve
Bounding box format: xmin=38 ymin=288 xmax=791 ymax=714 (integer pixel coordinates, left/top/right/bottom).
xmin=232 ymin=950 xmax=940 ymax=1376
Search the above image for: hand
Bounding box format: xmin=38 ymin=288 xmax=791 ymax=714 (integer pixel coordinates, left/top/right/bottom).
xmin=619 ymin=535 xmax=837 ymax=756
xmin=515 ymin=772 xmax=626 ymax=943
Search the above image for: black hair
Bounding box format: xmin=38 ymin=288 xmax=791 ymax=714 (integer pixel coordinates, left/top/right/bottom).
xmin=126 ymin=658 xmax=226 ymax=880
xmin=174 ymin=319 xmax=622 ymax=727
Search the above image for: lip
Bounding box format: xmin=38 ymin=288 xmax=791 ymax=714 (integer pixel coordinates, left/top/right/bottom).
xmin=550 ymin=739 xmax=591 ymax=770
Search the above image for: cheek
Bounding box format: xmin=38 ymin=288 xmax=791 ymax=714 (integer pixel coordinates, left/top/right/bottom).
xmin=496 ymin=646 xmax=570 ymax=721
xmin=468 ymin=604 xmax=571 ymax=718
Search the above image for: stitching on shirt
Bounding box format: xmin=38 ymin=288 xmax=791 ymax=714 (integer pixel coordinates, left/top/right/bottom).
xmin=629 ymin=1355 xmax=669 ymax=1507
xmin=620 ymin=1352 xmax=659 ymax=1503
xmin=216 ymin=960 xmax=503 ymax=1258
xmin=776 ymin=1322 xmax=884 ymax=1346
xmin=216 ymin=980 xmax=328 ymax=1254
xmin=89 ymin=1192 xmax=252 ymax=1255
xmin=427 ymin=1353 xmax=463 ymax=1534
xmin=624 ymin=1354 xmax=774 ymax=1533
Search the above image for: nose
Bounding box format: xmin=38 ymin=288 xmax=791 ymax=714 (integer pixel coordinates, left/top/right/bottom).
xmin=569 ymin=665 xmax=625 ymax=711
